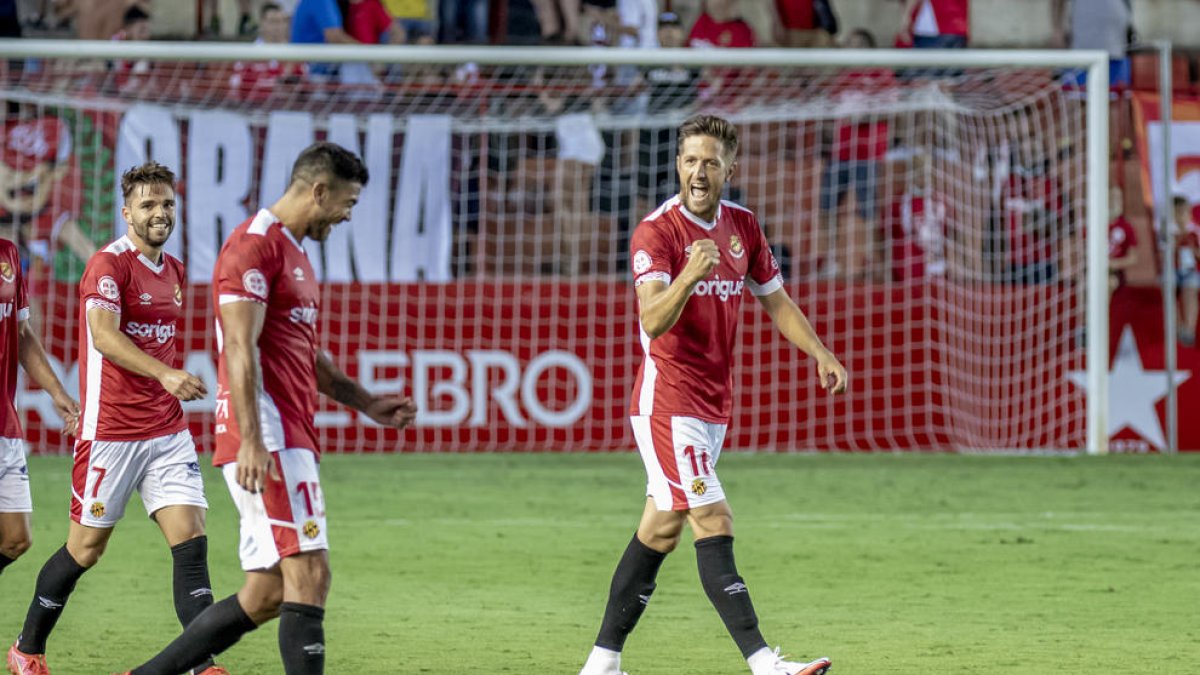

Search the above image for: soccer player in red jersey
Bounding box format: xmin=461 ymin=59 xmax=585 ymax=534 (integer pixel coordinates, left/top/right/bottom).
xmin=8 ymin=162 xmax=227 ymax=675
xmin=578 ymin=115 xmax=848 ymax=675
xmin=0 ymin=237 xmax=78 ymax=579
xmin=122 ymin=142 xmax=417 ymax=675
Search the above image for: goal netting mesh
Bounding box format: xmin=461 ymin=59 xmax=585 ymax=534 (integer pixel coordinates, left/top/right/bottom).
xmin=0 ymin=48 xmax=1096 ymax=452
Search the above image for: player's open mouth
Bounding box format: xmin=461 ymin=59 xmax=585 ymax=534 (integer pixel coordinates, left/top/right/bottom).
xmin=7 ymin=177 xmax=38 ymax=200
xmin=689 ymin=185 xmax=709 ymax=198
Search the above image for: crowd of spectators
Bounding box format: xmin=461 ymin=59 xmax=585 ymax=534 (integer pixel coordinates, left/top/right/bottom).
xmin=5 ymin=0 xmax=1182 ymax=294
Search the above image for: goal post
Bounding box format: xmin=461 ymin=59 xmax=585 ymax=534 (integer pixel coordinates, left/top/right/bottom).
xmin=0 ymin=39 xmax=1109 ymax=454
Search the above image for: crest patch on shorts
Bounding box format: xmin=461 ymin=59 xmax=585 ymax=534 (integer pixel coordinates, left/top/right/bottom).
xmin=302 ymin=520 xmax=321 ymax=539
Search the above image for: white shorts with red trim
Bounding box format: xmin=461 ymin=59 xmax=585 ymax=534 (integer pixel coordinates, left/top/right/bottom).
xmin=221 ymin=448 xmax=328 ymax=572
xmin=630 ymin=415 xmax=727 ymax=511
xmin=71 ymin=430 xmax=207 ymax=527
xmin=0 ymin=437 xmax=32 ymax=513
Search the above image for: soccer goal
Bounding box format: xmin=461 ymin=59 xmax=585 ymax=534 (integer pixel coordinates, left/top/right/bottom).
xmin=0 ymin=40 xmax=1109 ymax=454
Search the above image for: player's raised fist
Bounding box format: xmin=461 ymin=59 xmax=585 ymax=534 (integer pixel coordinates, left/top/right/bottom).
xmin=159 ymin=369 xmax=208 ymax=401
xmin=684 ymin=239 xmax=720 ymax=282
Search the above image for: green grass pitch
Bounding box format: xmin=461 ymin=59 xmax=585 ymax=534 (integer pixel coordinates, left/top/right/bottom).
xmin=1 ymin=453 xmax=1197 ymax=674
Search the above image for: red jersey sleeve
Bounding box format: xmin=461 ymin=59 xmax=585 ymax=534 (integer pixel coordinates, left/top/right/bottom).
xmin=215 ymin=234 xmax=279 ymax=305
xmin=745 ymin=221 xmax=784 ymax=296
xmin=630 ymin=221 xmax=679 ymax=287
xmin=79 ymin=253 xmax=125 ymax=315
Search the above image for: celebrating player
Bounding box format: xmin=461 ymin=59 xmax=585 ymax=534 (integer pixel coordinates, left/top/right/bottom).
xmin=0 ymin=236 xmax=78 ymax=581
xmin=121 ymin=142 xmax=418 ymax=675
xmin=578 ymin=115 xmax=848 ymax=675
xmin=7 ymin=162 xmax=226 ymax=675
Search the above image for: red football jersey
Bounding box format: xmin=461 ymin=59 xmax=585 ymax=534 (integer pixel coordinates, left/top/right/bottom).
xmin=687 ymin=13 xmax=756 ymax=48
xmin=212 ymin=209 xmax=321 ymax=466
xmin=78 ymin=236 xmax=187 ymax=441
xmin=1108 ymin=216 xmax=1136 ymax=260
xmin=0 ymin=239 xmax=29 ymax=440
xmin=629 ymin=197 xmax=783 ymax=423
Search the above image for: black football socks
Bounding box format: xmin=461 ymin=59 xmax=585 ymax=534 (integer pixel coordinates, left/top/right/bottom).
xmin=170 ymin=536 xmax=219 ymax=673
xmin=17 ymin=545 xmax=88 ymax=654
xmin=594 ymin=533 xmax=667 ymax=651
xmin=695 ymin=535 xmax=768 ymax=658
xmin=279 ymin=602 xmax=326 ymax=674
xmin=131 ymin=594 xmax=258 ymax=675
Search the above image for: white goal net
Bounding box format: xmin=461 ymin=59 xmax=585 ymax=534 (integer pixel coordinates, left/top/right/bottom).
xmin=0 ymin=43 xmax=1108 ymax=453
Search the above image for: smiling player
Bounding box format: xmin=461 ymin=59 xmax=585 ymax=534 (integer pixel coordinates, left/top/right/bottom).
xmin=8 ymin=161 xmax=225 ymax=675
xmin=578 ymin=115 xmax=847 ymax=675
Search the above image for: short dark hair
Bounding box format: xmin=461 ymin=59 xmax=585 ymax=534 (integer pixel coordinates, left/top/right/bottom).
xmin=120 ymin=160 xmax=175 ymax=202
xmin=261 ymin=2 xmax=282 ymax=17
xmin=123 ymin=6 xmax=150 ymax=26
xmin=289 ymin=142 xmax=369 ymax=189
xmin=1175 ymin=195 xmax=1192 ymax=211
xmin=677 ymin=114 xmax=739 ymax=159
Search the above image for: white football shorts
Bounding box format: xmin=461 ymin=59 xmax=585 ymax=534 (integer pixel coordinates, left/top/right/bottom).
xmin=71 ymin=430 xmax=208 ymax=527
xmin=631 ymin=415 xmax=727 ymax=511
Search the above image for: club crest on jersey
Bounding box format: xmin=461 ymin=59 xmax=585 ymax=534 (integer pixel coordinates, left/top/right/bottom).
xmin=90 ymin=502 xmax=106 ymax=518
xmin=691 ymin=478 xmax=707 ymax=496
xmin=173 ymin=284 xmax=182 ymax=307
xmin=729 ymin=235 xmax=744 ymax=259
xmin=0 ymin=262 xmax=13 ymax=283
xmin=97 ymin=275 xmax=120 ymax=301
xmin=633 ymin=250 xmax=652 ymax=275
xmin=242 ymin=269 xmax=269 ymax=299
xmin=302 ymin=520 xmax=321 ymax=539
xmin=292 ymin=267 xmax=306 ymax=281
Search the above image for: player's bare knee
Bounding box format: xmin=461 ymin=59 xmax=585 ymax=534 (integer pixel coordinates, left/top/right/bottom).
xmin=238 ymin=584 xmax=284 ymax=623
xmin=0 ymin=532 xmax=31 ymax=559
xmin=281 ymin=552 xmax=332 ymax=604
xmin=689 ymin=509 xmax=733 ymax=539
xmin=637 ymin=521 xmax=683 ymax=553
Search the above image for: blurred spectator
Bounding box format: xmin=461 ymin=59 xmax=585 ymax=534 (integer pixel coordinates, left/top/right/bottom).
xmin=1051 ymin=0 xmax=1132 ymax=89
xmin=1107 ymin=186 xmax=1137 ymax=300
xmin=772 ymin=0 xmax=839 ymax=48
xmin=439 ymin=0 xmax=488 ymax=43
xmin=614 ymin=0 xmax=658 ymax=49
xmin=637 ymin=12 xmax=699 ymax=210
xmin=230 ymin=3 xmax=307 ymax=98
xmin=1003 ymin=144 xmax=1061 ymax=284
xmin=111 ymin=4 xmax=150 ymax=41
xmin=819 ymin=28 xmax=895 ymax=279
xmin=1173 ymin=195 xmax=1200 ymax=347
xmin=0 ymin=117 xmax=96 ymax=287
xmin=505 ymin=0 xmax=545 ymax=44
xmin=383 ymin=0 xmax=436 ymax=44
xmin=200 ymin=0 xmax=256 ymax=36
xmin=531 ymin=0 xmax=581 ymax=44
xmin=346 ymin=0 xmax=406 ymax=43
xmin=292 ymin=0 xmax=359 ymax=43
xmin=1 ymin=0 xmax=19 ymax=37
xmin=76 ymin=0 xmax=147 ymax=40
xmin=292 ymin=0 xmax=360 ymax=81
xmin=111 ymin=5 xmax=154 ymax=93
xmin=688 ymin=0 xmax=755 ymax=49
xmin=885 ymin=153 xmax=950 ymax=282
xmin=688 ymin=0 xmax=755 ymax=106
xmin=896 ymin=0 xmax=967 ymax=49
